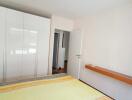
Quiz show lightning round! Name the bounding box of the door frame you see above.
[48,26,83,77]
[48,16,74,75]
[48,28,72,75]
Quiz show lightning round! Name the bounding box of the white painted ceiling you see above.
[0,0,131,19]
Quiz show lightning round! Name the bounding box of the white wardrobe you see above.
[0,6,50,83]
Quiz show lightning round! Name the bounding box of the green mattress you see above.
[0,76,112,100]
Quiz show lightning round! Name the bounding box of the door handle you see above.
[76,54,81,59]
[76,54,81,57]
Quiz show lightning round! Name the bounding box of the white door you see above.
[6,9,23,82]
[0,7,6,83]
[37,17,50,77]
[22,13,50,78]
[67,29,82,79]
[22,13,38,79]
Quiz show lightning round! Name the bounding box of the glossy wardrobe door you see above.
[37,17,50,77]
[22,13,38,79]
[0,7,6,83]
[6,9,23,82]
[23,13,50,78]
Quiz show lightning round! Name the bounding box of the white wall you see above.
[48,15,74,74]
[81,5,132,76]
[52,15,73,31]
[74,4,132,100]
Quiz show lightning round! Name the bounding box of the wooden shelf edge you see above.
[85,64,132,85]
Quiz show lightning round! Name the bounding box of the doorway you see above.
[52,29,70,74]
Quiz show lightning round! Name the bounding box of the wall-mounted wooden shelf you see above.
[85,64,132,85]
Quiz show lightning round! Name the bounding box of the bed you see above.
[0,75,113,100]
